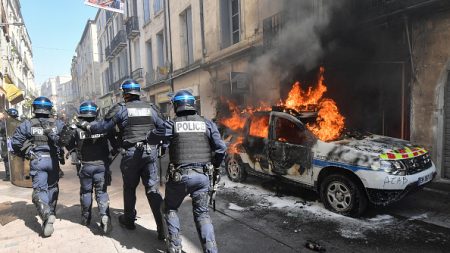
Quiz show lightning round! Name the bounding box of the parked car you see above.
[225,107,437,217]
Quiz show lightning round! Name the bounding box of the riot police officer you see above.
[7,108,19,119]
[60,101,118,234]
[78,79,165,239]
[1,108,19,181]
[11,97,65,237]
[147,90,227,253]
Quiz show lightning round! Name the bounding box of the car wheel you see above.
[225,155,247,182]
[320,174,368,217]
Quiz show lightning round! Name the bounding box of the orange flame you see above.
[220,67,345,153]
[219,100,246,132]
[249,115,269,138]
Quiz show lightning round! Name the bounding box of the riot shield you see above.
[5,117,31,188]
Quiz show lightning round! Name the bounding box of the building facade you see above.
[0,0,36,118]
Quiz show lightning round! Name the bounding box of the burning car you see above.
[220,68,436,217]
[225,107,436,217]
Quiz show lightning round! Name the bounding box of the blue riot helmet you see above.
[171,90,196,114]
[32,96,53,115]
[121,79,141,96]
[6,108,18,118]
[78,101,98,118]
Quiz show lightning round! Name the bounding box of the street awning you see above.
[3,74,24,105]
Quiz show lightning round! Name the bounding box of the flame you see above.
[249,115,269,138]
[308,99,345,141]
[219,67,345,153]
[219,100,246,132]
[281,67,327,111]
[228,136,244,154]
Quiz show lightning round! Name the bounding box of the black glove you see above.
[105,170,112,186]
[77,121,91,131]
[110,148,119,156]
[43,127,54,136]
[213,168,221,184]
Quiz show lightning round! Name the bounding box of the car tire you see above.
[320,174,368,217]
[225,154,247,182]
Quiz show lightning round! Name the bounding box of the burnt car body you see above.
[225,108,437,217]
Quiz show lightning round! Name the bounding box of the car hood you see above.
[330,134,427,160]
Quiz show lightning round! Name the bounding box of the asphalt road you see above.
[1,155,450,253]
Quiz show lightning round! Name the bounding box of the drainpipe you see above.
[199,0,206,57]
[166,0,174,92]
[127,4,133,78]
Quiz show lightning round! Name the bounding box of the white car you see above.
[225,108,437,217]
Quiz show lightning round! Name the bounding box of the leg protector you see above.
[161,203,182,252]
[48,184,59,215]
[32,189,51,221]
[192,192,217,253]
[146,186,163,231]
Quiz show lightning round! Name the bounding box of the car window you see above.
[249,114,269,138]
[275,117,307,145]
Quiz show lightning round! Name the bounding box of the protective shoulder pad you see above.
[30,118,39,124]
[105,103,123,120]
[150,103,164,118]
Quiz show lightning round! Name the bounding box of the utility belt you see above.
[124,142,154,152]
[167,162,214,182]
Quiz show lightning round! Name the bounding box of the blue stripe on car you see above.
[313,159,372,172]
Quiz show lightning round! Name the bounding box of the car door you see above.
[242,112,272,174]
[268,113,314,184]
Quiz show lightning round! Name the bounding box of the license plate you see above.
[418,173,433,186]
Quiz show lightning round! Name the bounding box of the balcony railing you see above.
[110,30,127,56]
[110,75,130,92]
[145,70,156,86]
[126,16,140,39]
[145,66,168,86]
[132,68,144,81]
[105,46,113,61]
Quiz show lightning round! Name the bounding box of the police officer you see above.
[11,97,65,237]
[78,79,165,239]
[60,101,118,234]
[1,108,19,181]
[147,90,227,253]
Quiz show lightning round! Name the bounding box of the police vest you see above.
[30,118,56,147]
[169,115,212,165]
[75,128,109,162]
[122,101,155,148]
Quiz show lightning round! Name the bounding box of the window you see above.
[153,0,163,14]
[274,117,307,146]
[144,0,151,24]
[220,0,240,48]
[156,31,165,67]
[180,7,193,66]
[249,115,269,138]
[146,40,154,81]
[134,40,141,68]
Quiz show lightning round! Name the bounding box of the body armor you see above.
[122,101,155,148]
[76,128,109,162]
[30,118,56,147]
[169,115,212,165]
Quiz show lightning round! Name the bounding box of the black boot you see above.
[118,214,136,230]
[81,216,91,226]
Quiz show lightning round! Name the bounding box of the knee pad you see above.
[192,192,209,212]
